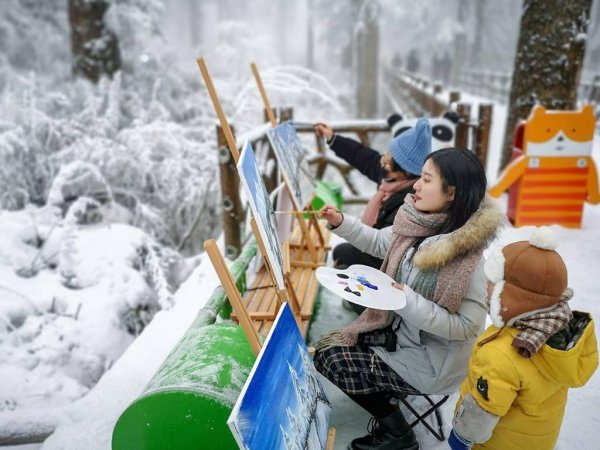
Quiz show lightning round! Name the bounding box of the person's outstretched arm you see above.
[314,123,386,182]
[320,206,392,259]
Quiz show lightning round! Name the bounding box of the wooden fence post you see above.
[588,74,600,104]
[431,84,445,116]
[475,103,493,168]
[455,103,471,149]
[279,107,294,123]
[217,124,243,260]
[263,108,279,193]
[449,91,461,104]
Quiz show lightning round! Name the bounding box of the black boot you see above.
[349,410,419,450]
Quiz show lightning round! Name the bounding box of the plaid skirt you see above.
[314,345,418,396]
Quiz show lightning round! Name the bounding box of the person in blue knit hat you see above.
[388,117,431,177]
[314,118,432,314]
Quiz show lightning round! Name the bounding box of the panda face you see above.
[432,124,454,143]
[390,116,457,151]
[393,126,411,137]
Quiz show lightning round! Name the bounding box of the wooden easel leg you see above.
[204,240,262,356]
[250,218,286,309]
[307,204,326,248]
[294,212,319,264]
[325,428,336,450]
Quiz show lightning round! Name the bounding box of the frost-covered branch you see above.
[0,408,64,445]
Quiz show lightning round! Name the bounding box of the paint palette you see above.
[316,264,406,310]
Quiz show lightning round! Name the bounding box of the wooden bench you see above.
[231,220,331,337]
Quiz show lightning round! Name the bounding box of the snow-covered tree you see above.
[68,0,121,82]
[500,0,593,170]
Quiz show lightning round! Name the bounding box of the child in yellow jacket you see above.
[448,227,598,450]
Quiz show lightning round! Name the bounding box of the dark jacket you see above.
[329,135,414,229]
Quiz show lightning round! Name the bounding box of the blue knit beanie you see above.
[388,117,431,176]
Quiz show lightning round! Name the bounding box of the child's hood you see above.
[528,313,598,387]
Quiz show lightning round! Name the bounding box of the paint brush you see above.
[274,210,323,215]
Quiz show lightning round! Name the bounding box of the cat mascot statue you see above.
[489,104,600,228]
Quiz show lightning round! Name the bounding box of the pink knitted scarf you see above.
[380,194,483,313]
[361,177,416,227]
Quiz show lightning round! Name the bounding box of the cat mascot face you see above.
[525,105,595,158]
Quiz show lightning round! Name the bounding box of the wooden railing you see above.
[385,69,493,169]
[453,69,600,109]
[217,110,395,259]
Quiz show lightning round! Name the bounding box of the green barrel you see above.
[112,323,255,450]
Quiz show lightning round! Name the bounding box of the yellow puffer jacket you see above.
[458,313,598,450]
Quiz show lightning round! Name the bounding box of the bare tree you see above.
[306,0,314,69]
[450,0,469,85]
[188,0,201,47]
[354,0,380,118]
[68,0,121,83]
[500,0,593,170]
[468,0,485,68]
[584,0,600,73]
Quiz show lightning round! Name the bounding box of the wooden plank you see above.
[235,312,278,320]
[289,243,332,251]
[228,221,330,339]
[290,260,324,269]
[300,248,325,318]
[283,240,302,322]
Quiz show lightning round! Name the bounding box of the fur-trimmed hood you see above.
[413,195,505,270]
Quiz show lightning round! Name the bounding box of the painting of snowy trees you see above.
[266,122,313,210]
[228,303,332,450]
[237,141,286,292]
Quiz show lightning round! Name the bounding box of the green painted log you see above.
[112,241,258,450]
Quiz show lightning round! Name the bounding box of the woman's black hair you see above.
[425,148,487,234]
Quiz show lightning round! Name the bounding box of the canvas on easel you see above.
[251,63,327,259]
[267,122,314,212]
[198,57,305,322]
[228,303,333,450]
[238,140,305,320]
[238,141,287,293]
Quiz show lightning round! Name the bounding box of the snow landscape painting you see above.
[267,122,313,210]
[237,141,286,292]
[228,303,332,450]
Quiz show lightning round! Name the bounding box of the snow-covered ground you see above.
[3,103,595,450]
[1,47,599,449]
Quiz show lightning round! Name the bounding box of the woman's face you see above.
[413,159,455,213]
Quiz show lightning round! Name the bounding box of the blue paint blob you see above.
[355,275,378,290]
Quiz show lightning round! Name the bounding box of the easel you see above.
[205,244,337,447]
[251,63,328,267]
[198,57,305,324]
[200,58,336,448]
